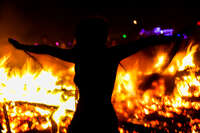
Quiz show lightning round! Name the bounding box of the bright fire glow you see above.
[1,39,200,133]
[0,51,78,133]
[112,42,200,132]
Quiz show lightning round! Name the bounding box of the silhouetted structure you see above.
[8,17,182,133]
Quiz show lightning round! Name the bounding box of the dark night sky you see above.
[0,0,199,43]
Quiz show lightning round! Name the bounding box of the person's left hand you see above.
[8,38,22,49]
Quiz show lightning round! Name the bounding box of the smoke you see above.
[0,1,30,65]
[0,1,32,43]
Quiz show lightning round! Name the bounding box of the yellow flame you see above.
[0,54,78,132]
[154,54,166,68]
[179,44,198,71]
[112,42,200,132]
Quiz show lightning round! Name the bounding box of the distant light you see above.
[140,27,175,37]
[139,29,145,36]
[153,27,161,34]
[163,29,174,33]
[197,21,200,26]
[122,34,127,39]
[164,33,173,36]
[34,43,39,46]
[177,34,181,37]
[183,34,188,39]
[133,20,137,25]
[55,42,59,46]
[163,29,174,36]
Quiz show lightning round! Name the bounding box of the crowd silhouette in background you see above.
[8,17,183,133]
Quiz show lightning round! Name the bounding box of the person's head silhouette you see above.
[75,17,109,49]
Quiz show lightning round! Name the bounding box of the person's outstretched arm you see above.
[110,35,183,62]
[8,38,78,63]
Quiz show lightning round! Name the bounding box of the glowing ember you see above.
[112,41,200,132]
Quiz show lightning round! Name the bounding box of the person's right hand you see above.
[8,38,23,49]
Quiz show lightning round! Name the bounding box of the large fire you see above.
[112,41,200,133]
[0,44,78,133]
[1,39,200,133]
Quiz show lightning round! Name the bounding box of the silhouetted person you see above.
[8,17,182,133]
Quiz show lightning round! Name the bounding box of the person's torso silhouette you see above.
[69,18,120,133]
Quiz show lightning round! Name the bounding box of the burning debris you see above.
[1,37,200,133]
[0,50,78,133]
[112,41,200,133]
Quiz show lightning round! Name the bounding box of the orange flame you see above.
[0,51,78,133]
[112,42,200,132]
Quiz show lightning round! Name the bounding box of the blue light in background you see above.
[153,27,161,34]
[139,29,145,36]
[183,34,188,39]
[139,27,176,37]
